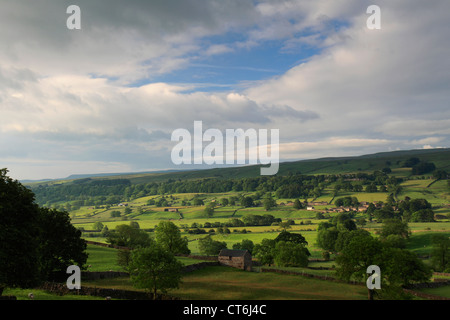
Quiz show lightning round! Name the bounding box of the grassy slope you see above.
[23,148,450,186]
[81,266,368,300]
[19,148,450,300]
[172,266,368,300]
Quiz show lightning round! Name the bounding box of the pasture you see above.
[80,265,369,300]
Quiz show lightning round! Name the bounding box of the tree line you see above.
[0,169,87,296]
[28,167,434,209]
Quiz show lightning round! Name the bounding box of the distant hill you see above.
[65,169,189,180]
[117,147,450,184]
[21,169,191,184]
[23,147,450,186]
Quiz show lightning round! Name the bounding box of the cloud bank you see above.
[0,0,448,179]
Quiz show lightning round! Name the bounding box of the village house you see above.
[307,201,329,206]
[218,249,252,271]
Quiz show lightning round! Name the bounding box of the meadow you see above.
[72,173,450,258]
[81,266,368,300]
[78,240,450,300]
[19,148,450,300]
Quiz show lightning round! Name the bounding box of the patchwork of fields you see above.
[15,149,450,300]
[58,174,449,300]
[72,178,449,258]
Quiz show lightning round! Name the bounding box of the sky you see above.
[1,0,449,180]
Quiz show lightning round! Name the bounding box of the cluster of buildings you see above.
[318,201,384,213]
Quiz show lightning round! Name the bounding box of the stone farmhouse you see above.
[218,249,252,271]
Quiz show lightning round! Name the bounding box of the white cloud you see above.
[245,1,450,145]
[0,0,263,84]
[279,137,395,160]
[410,137,445,146]
[1,0,449,180]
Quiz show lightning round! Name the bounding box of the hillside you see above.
[24,148,449,210]
[13,147,450,300]
[25,147,450,186]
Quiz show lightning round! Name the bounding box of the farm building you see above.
[218,249,252,271]
[164,208,179,212]
[308,201,328,206]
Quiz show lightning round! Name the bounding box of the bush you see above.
[273,241,309,267]
[410,209,435,222]
[110,210,121,218]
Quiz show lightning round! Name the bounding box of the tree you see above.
[411,161,436,175]
[107,224,152,248]
[241,196,254,208]
[433,170,448,180]
[107,224,153,271]
[0,169,88,295]
[385,194,396,207]
[193,198,204,206]
[228,196,237,206]
[378,219,410,239]
[335,196,359,208]
[0,169,41,294]
[275,230,308,246]
[334,229,372,253]
[382,234,407,249]
[317,226,340,253]
[110,210,121,218]
[253,239,276,266]
[117,248,133,271]
[232,239,254,254]
[335,232,383,283]
[373,206,395,221]
[410,209,435,222]
[335,233,431,299]
[273,241,309,267]
[220,198,229,206]
[408,198,432,212]
[204,204,214,218]
[430,234,450,272]
[378,246,431,291]
[263,194,276,211]
[198,235,227,256]
[129,221,140,229]
[37,208,88,281]
[154,221,190,255]
[93,221,104,231]
[128,245,183,299]
[278,221,292,231]
[382,167,392,174]
[293,198,303,209]
[403,157,420,167]
[332,213,357,232]
[365,183,378,193]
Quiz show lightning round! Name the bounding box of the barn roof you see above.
[219,249,250,257]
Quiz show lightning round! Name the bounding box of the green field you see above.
[163,266,368,300]
[80,266,368,300]
[417,286,450,299]
[2,288,109,300]
[14,148,450,300]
